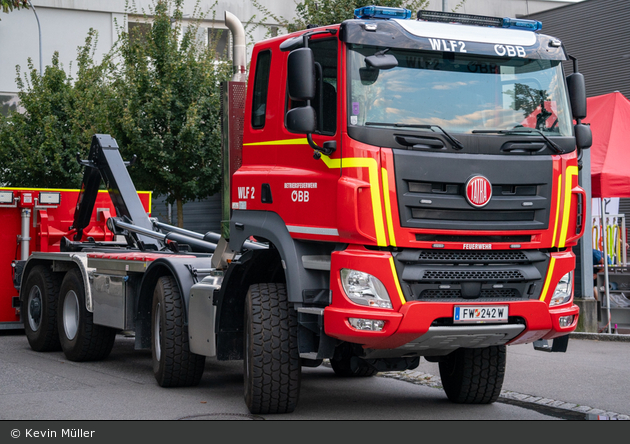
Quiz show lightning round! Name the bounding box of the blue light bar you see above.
[417,10,542,32]
[354,5,412,20]
[502,17,542,31]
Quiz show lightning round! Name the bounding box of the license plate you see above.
[454,305,508,324]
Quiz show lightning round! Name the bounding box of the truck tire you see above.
[438,345,506,404]
[244,283,300,414]
[152,275,205,387]
[330,343,378,377]
[57,268,116,362]
[23,265,62,352]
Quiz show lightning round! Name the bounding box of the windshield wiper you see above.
[472,127,563,154]
[365,122,464,150]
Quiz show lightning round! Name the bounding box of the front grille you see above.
[422,269,525,280]
[411,208,535,222]
[394,150,553,231]
[413,250,529,263]
[393,249,549,303]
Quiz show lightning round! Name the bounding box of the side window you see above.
[287,38,338,135]
[251,50,272,129]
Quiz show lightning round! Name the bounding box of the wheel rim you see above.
[27,285,43,332]
[154,302,162,362]
[63,290,80,341]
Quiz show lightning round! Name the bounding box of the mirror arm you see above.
[308,134,336,159]
[568,55,578,74]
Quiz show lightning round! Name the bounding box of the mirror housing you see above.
[287,48,316,101]
[365,53,398,70]
[574,122,592,150]
[286,106,317,134]
[566,73,587,120]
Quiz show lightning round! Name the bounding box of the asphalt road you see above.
[404,333,630,420]
[0,330,560,421]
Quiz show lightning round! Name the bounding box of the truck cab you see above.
[227,6,590,409]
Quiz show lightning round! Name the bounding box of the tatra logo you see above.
[465,175,492,208]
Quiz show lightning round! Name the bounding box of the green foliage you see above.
[108,0,231,226]
[252,0,466,35]
[0,29,113,188]
[1,0,29,19]
[288,0,430,32]
[0,0,230,228]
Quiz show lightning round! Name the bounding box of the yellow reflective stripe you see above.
[539,257,556,302]
[389,257,406,305]
[551,174,562,247]
[242,138,309,146]
[231,138,389,246]
[320,154,387,246]
[558,166,578,248]
[381,168,396,247]
[0,188,151,210]
[145,191,152,213]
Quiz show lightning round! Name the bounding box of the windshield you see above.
[347,45,572,136]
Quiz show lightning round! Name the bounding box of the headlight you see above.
[340,269,393,309]
[550,271,572,306]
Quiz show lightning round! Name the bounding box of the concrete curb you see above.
[570,331,630,342]
[378,370,630,420]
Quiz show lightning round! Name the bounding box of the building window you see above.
[251,50,272,129]
[209,28,229,60]
[128,21,151,45]
[0,93,21,117]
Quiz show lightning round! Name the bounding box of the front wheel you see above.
[244,283,300,414]
[151,275,205,387]
[57,269,116,361]
[438,345,506,404]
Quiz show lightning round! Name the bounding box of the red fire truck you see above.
[13,6,591,415]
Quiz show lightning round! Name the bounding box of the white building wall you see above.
[0,0,583,98]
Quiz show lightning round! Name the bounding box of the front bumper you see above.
[323,247,579,354]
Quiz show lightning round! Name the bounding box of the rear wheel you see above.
[244,283,300,414]
[439,345,506,404]
[330,342,378,377]
[57,269,116,362]
[152,275,205,387]
[23,265,62,352]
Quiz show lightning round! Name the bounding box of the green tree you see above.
[288,0,430,32]
[1,0,28,19]
[251,0,468,34]
[0,29,114,188]
[108,0,231,227]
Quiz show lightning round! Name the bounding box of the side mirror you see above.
[287,48,316,101]
[575,122,592,150]
[286,106,316,134]
[566,73,587,120]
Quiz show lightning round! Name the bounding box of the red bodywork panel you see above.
[0,188,151,325]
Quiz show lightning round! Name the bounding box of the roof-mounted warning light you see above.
[417,10,542,31]
[354,5,412,20]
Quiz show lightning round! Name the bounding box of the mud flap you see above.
[533,334,569,352]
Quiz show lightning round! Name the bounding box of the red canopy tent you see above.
[585,91,630,199]
[583,91,630,333]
